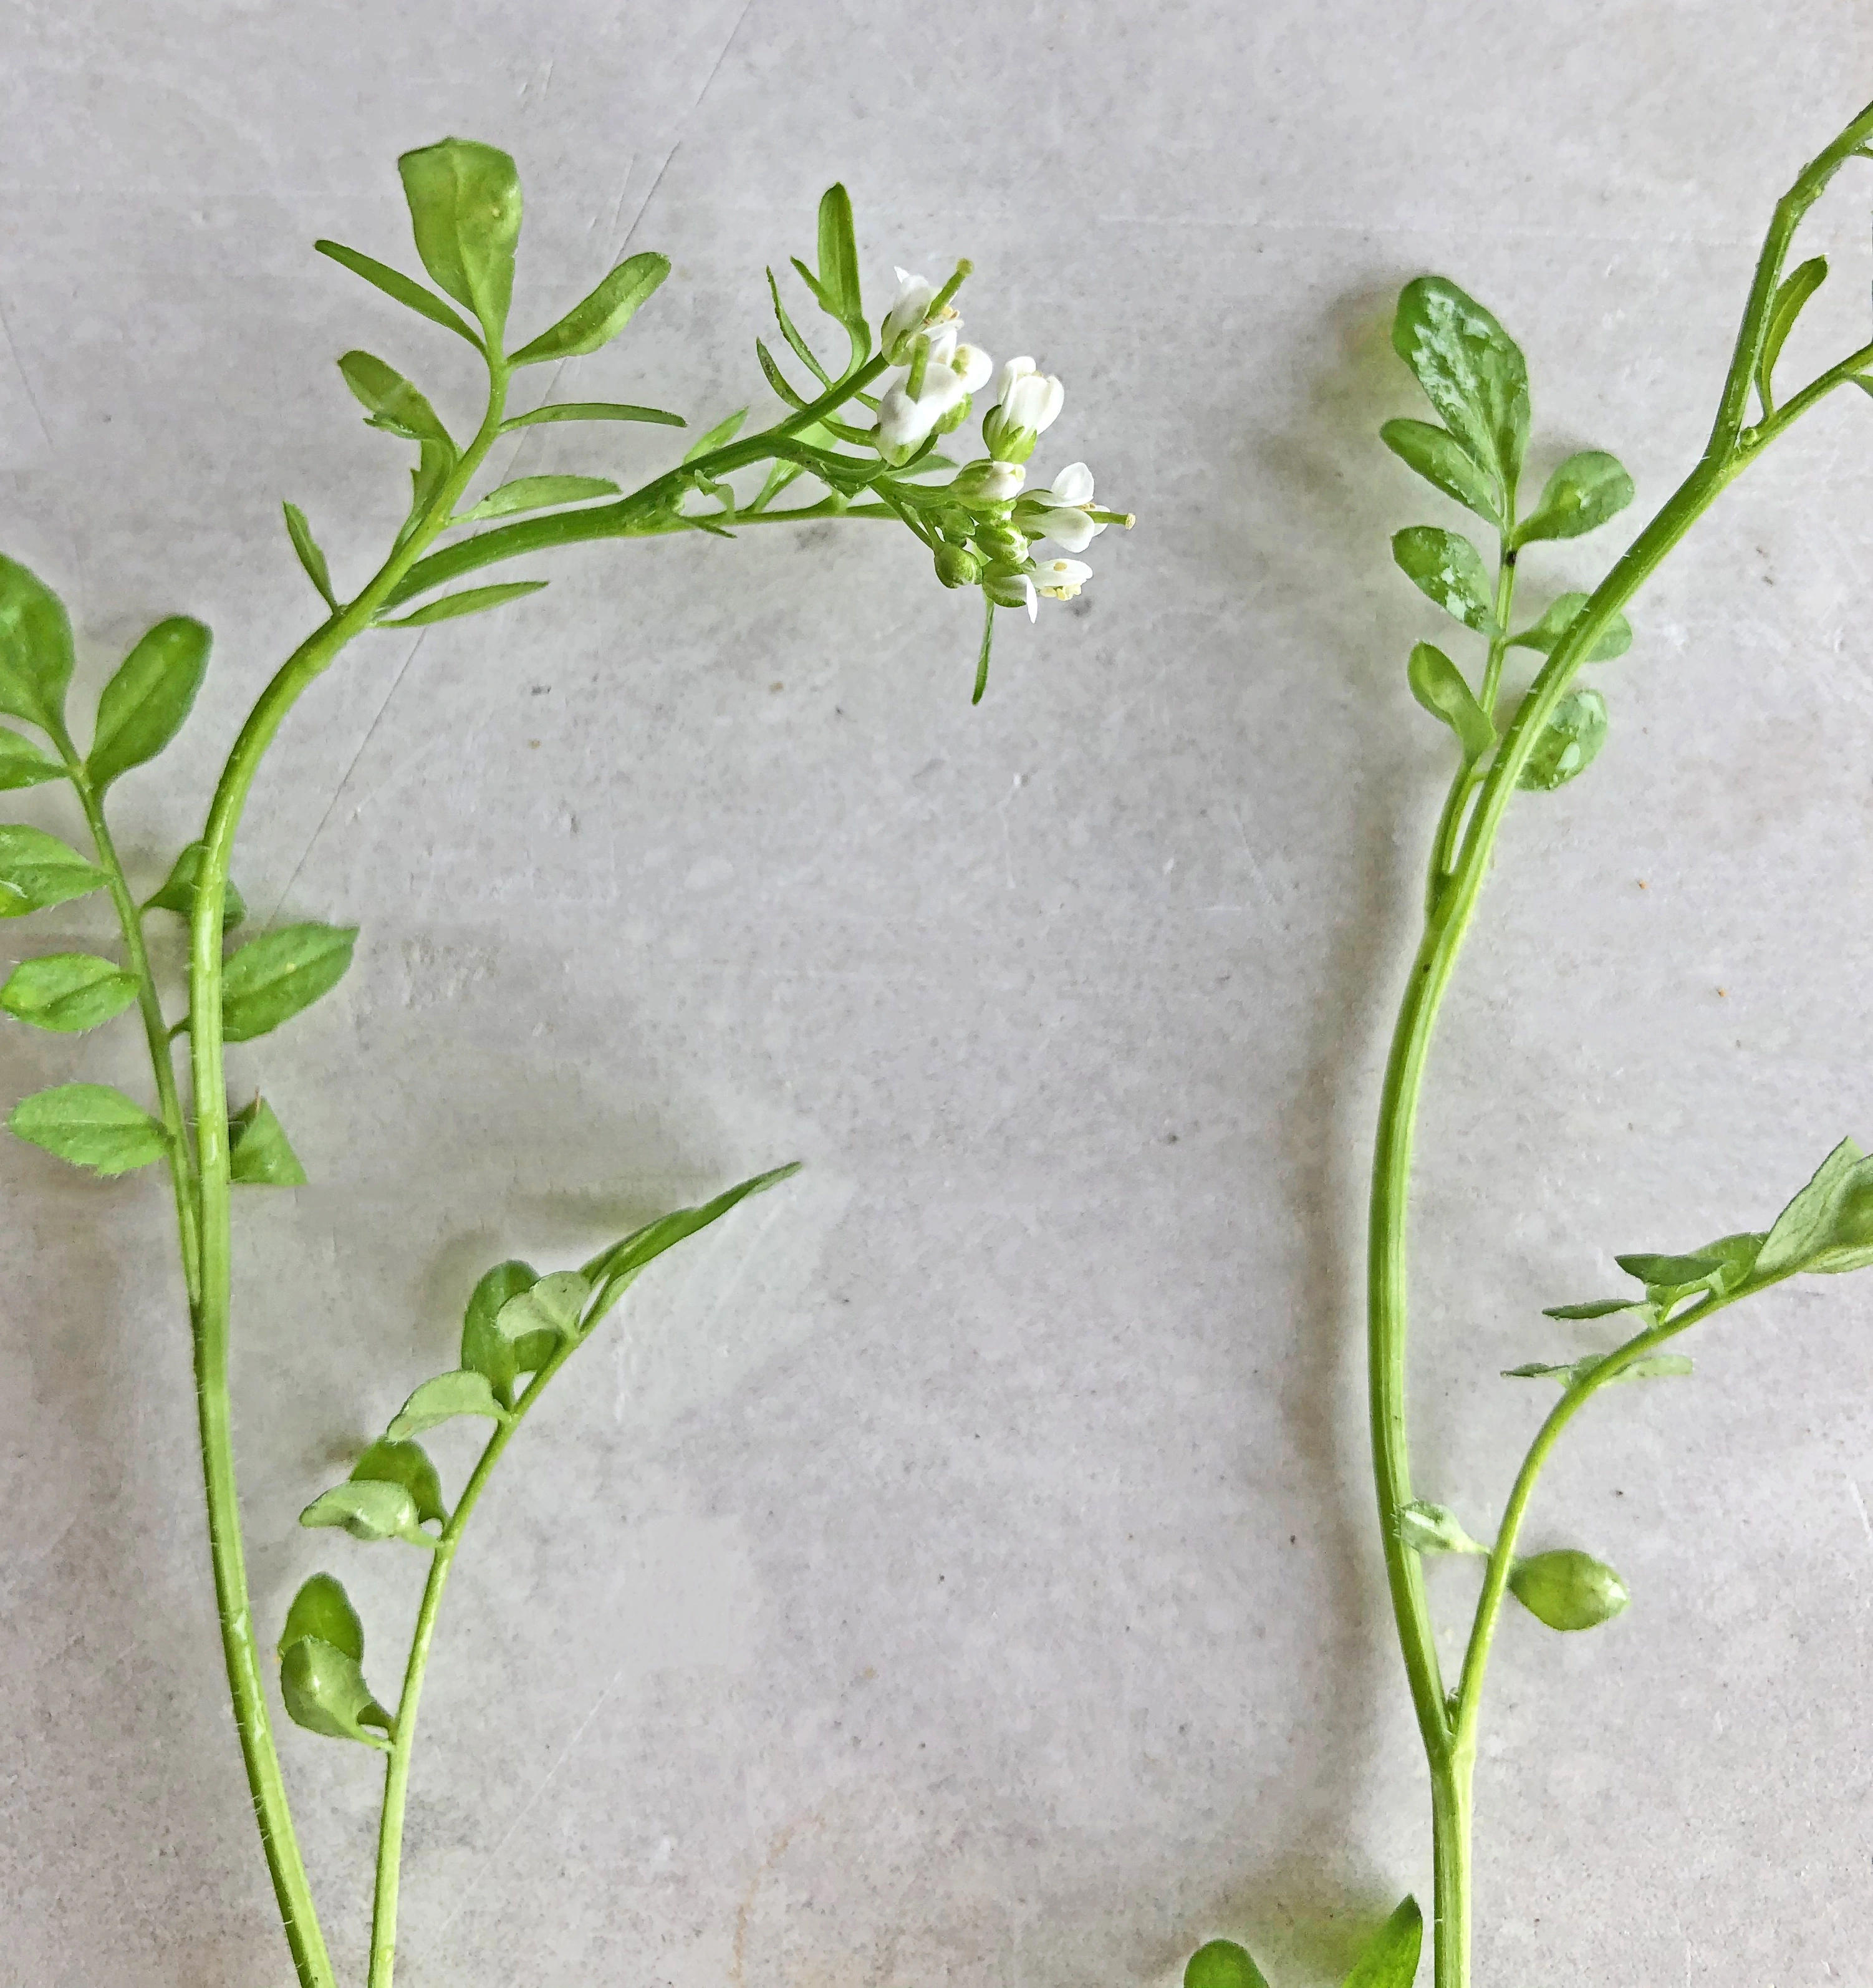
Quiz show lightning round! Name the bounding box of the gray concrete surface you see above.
[4,4,1873,1984]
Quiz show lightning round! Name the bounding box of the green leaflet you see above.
[280,1635,393,1749]
[337,350,454,448]
[350,1436,447,1527]
[1406,641,1493,761]
[768,268,833,388]
[499,400,686,432]
[1508,1548,1629,1631]
[0,953,138,1032]
[312,238,484,350]
[281,1571,363,1661]
[509,251,670,366]
[1541,1297,1645,1321]
[1339,1897,1423,1988]
[1183,1941,1271,1988]
[1755,1137,1873,1278]
[1517,688,1607,791]
[1515,450,1634,545]
[228,1097,307,1185]
[1757,254,1827,413]
[387,1368,508,1440]
[0,824,107,917]
[1502,1354,1693,1386]
[460,1259,546,1401]
[397,138,522,344]
[1392,276,1530,495]
[493,1270,588,1344]
[86,616,211,790]
[375,580,547,629]
[1506,592,1634,662]
[9,1082,167,1175]
[0,554,75,733]
[143,841,247,929]
[684,408,749,463]
[453,475,620,524]
[579,1161,802,1329]
[1379,417,1501,527]
[816,183,864,331]
[282,503,339,611]
[216,922,358,1043]
[299,1479,437,1548]
[1391,526,1494,632]
[1398,1500,1486,1555]
[0,726,64,791]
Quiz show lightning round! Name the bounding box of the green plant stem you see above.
[1367,97,1873,1988]
[367,1341,577,1988]
[48,734,203,1303]
[171,342,895,1988]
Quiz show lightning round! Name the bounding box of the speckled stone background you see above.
[5,4,1873,1986]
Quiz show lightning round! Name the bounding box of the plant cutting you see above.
[1183,92,1873,1988]
[0,137,1131,1987]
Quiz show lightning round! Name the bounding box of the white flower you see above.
[991,355,1037,406]
[882,268,936,353]
[1034,556,1092,601]
[951,343,993,392]
[1003,369,1064,436]
[923,319,958,369]
[1021,460,1105,554]
[874,362,968,453]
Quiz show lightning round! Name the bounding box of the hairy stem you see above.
[1368,95,1873,1988]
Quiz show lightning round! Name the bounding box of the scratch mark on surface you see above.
[0,292,54,456]
[1847,1474,1873,1555]
[431,1663,628,1938]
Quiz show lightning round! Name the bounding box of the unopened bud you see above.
[1508,1548,1629,1631]
[1399,1501,1485,1556]
[949,460,1026,509]
[981,561,1036,614]
[934,542,981,589]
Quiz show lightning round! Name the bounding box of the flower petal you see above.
[1050,461,1094,507]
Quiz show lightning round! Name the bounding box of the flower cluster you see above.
[867,268,1132,652]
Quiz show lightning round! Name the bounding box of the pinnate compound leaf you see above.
[0,554,75,732]
[1184,1941,1270,1988]
[454,475,619,524]
[1379,418,1501,526]
[143,842,246,929]
[350,1437,446,1527]
[282,504,339,612]
[1758,254,1827,412]
[86,617,211,789]
[1516,450,1634,545]
[376,581,547,629]
[1755,1137,1873,1278]
[337,351,453,448]
[9,1082,166,1175]
[509,251,670,366]
[501,400,686,432]
[281,1571,364,1662]
[228,1097,307,1185]
[1517,688,1607,792]
[0,953,138,1032]
[312,238,483,349]
[1340,1895,1423,1988]
[280,1635,393,1747]
[0,825,107,918]
[1391,526,1494,632]
[300,1478,436,1546]
[1399,1500,1485,1555]
[0,726,64,790]
[1508,1548,1629,1631]
[461,1259,542,1397]
[397,138,522,342]
[387,1368,508,1440]
[1406,641,1493,760]
[684,408,749,463]
[218,923,357,1043]
[1392,276,1529,492]
[580,1162,802,1327]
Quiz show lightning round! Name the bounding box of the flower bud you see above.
[1398,1500,1485,1556]
[1508,1548,1629,1631]
[933,541,981,589]
[975,521,1029,562]
[949,460,1026,509]
[981,561,1038,619]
